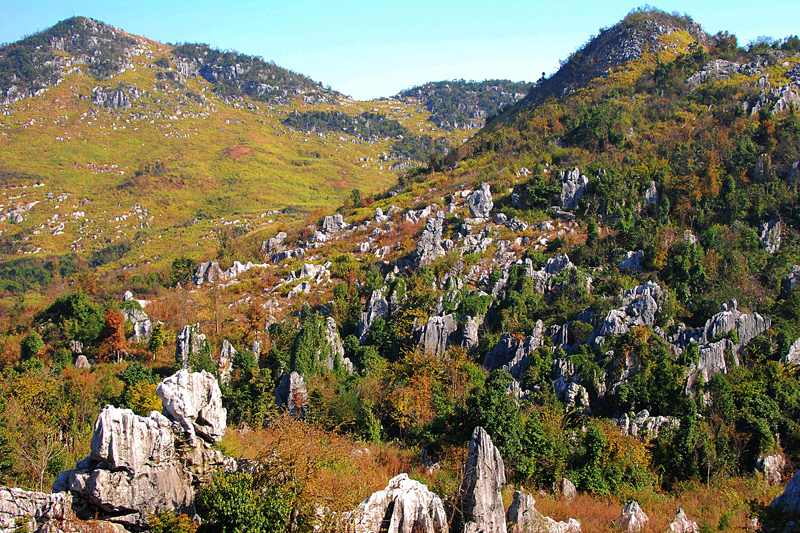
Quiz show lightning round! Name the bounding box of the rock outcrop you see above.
[459,427,507,533]
[771,469,800,515]
[359,290,389,342]
[782,265,800,299]
[49,370,230,529]
[417,314,459,357]
[614,501,649,533]
[559,168,588,211]
[156,370,227,443]
[413,211,447,267]
[175,324,207,369]
[218,340,236,384]
[275,371,307,417]
[321,214,350,234]
[756,453,786,486]
[666,508,699,533]
[469,183,494,219]
[0,488,74,532]
[121,306,152,343]
[760,218,782,254]
[352,473,447,533]
[506,491,581,533]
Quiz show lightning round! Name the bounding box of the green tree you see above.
[19,332,44,362]
[197,471,289,533]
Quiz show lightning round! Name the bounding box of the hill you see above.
[3,8,800,533]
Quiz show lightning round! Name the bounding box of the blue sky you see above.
[1,1,798,100]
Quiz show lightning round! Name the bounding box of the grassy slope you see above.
[0,32,460,273]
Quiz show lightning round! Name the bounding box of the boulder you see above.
[756,453,786,486]
[321,214,349,234]
[614,501,649,533]
[413,211,447,267]
[175,324,206,369]
[271,248,305,264]
[324,317,352,372]
[289,281,312,298]
[122,307,152,343]
[261,231,287,256]
[760,218,781,254]
[359,290,389,342]
[218,340,236,385]
[782,265,800,299]
[771,469,800,514]
[782,337,800,365]
[75,355,91,369]
[192,261,225,286]
[0,488,74,532]
[462,315,482,352]
[666,508,699,533]
[617,251,644,273]
[374,207,389,224]
[352,473,447,533]
[644,181,658,205]
[90,407,174,472]
[469,183,494,219]
[559,168,588,211]
[459,427,507,533]
[417,314,459,357]
[275,372,307,418]
[506,491,581,533]
[156,370,226,443]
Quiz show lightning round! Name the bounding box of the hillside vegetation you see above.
[3,7,800,533]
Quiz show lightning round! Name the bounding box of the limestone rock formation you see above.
[175,324,207,369]
[783,265,800,299]
[617,250,644,273]
[506,491,581,533]
[417,314,459,357]
[324,317,352,372]
[156,370,227,443]
[191,261,225,286]
[352,473,447,533]
[469,183,494,219]
[760,218,782,254]
[666,508,699,533]
[782,337,800,365]
[218,340,236,385]
[644,180,658,205]
[261,231,287,256]
[559,168,588,211]
[700,299,771,349]
[483,325,545,384]
[614,501,649,533]
[359,289,389,342]
[771,469,800,514]
[413,211,447,267]
[459,427,507,533]
[90,407,174,472]
[121,306,152,343]
[321,214,350,234]
[0,488,74,532]
[756,453,786,486]
[275,372,307,417]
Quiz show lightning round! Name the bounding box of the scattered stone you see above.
[288,281,312,298]
[352,473,447,533]
[614,500,649,533]
[469,183,494,219]
[261,231,287,256]
[271,248,305,264]
[459,427,507,533]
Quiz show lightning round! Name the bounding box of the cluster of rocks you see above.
[120,291,152,343]
[0,370,231,531]
[92,85,144,109]
[192,259,268,286]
